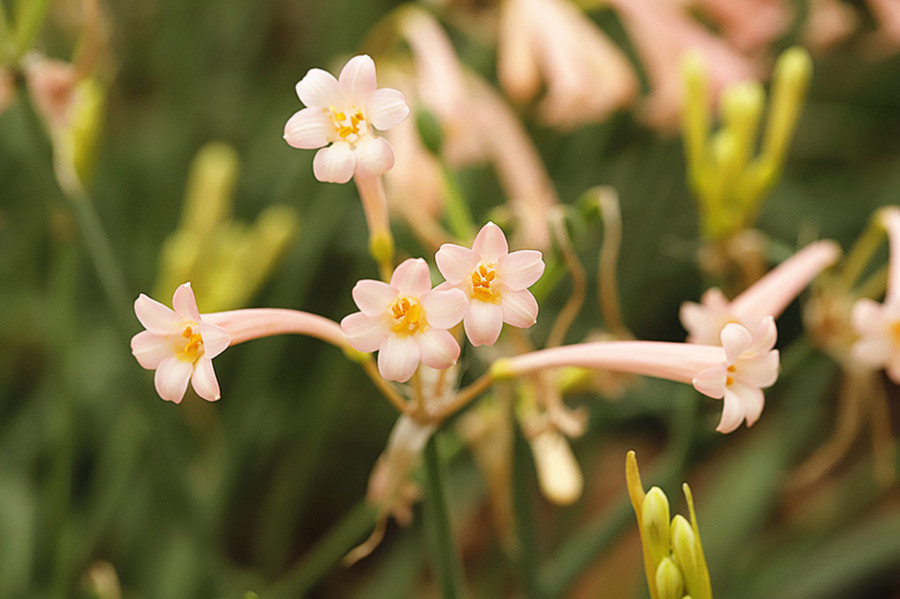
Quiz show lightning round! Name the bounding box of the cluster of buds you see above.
[626,452,712,599]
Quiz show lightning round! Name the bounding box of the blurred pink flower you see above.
[681,240,841,345]
[341,259,468,382]
[687,0,793,52]
[868,0,900,46]
[436,222,545,346]
[851,207,900,382]
[494,318,780,433]
[130,283,231,403]
[284,55,410,183]
[606,0,761,128]
[804,0,858,51]
[496,0,638,129]
[23,54,79,131]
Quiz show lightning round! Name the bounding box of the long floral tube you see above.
[493,318,780,433]
[203,308,350,350]
[492,341,723,384]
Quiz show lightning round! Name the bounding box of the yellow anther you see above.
[470,263,501,303]
[891,321,900,346]
[726,376,734,386]
[389,296,428,336]
[175,324,205,363]
[727,365,736,373]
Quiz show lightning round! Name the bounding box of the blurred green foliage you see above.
[1,1,900,598]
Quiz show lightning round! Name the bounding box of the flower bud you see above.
[641,487,671,566]
[655,557,685,599]
[529,429,583,505]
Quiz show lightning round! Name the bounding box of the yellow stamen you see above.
[726,376,734,386]
[328,106,366,140]
[174,324,205,363]
[389,296,428,337]
[470,263,502,303]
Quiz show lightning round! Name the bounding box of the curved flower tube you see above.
[131,283,352,403]
[681,239,841,345]
[436,222,545,346]
[493,317,780,433]
[283,54,410,183]
[341,258,468,382]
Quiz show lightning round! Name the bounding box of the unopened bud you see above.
[182,141,239,235]
[655,557,685,599]
[641,487,671,566]
[530,430,583,505]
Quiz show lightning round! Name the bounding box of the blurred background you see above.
[1,0,900,597]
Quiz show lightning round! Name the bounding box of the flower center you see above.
[389,296,428,337]
[726,364,736,386]
[328,106,367,143]
[470,263,501,303]
[174,324,205,363]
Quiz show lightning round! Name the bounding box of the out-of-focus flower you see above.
[529,428,583,505]
[804,0,858,51]
[341,258,468,382]
[436,222,544,346]
[626,451,712,599]
[606,0,761,128]
[284,54,410,183]
[867,0,900,47]
[851,207,900,382]
[496,0,638,129]
[687,0,793,52]
[130,283,231,403]
[23,54,79,131]
[681,239,841,345]
[389,7,560,250]
[493,318,780,433]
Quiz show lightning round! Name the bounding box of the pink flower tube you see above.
[681,240,841,345]
[493,318,780,433]
[131,282,350,403]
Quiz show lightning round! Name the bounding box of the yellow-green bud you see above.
[490,358,516,381]
[369,232,395,269]
[182,141,239,235]
[655,557,685,599]
[641,487,671,566]
[671,514,706,597]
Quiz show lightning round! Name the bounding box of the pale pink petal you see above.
[721,323,754,364]
[472,222,510,262]
[284,107,331,149]
[134,294,180,334]
[501,289,539,328]
[378,334,421,382]
[737,350,780,388]
[172,283,202,322]
[295,68,340,107]
[498,250,545,289]
[700,287,731,310]
[341,312,388,353]
[748,316,778,354]
[416,329,460,370]
[716,388,747,433]
[464,301,504,347]
[679,301,719,344]
[852,337,892,368]
[339,55,377,102]
[352,279,398,317]
[353,136,395,179]
[366,88,410,130]
[131,331,173,369]
[435,244,479,285]
[730,382,765,427]
[851,298,889,336]
[692,364,726,399]
[390,258,432,297]
[196,322,231,358]
[420,288,467,329]
[154,357,193,403]
[313,142,356,184]
[191,358,221,401]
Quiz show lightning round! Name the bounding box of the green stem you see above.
[423,434,467,599]
[512,427,546,599]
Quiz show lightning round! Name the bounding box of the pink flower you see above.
[341,259,468,382]
[692,318,780,433]
[435,222,545,346]
[680,240,841,345]
[130,283,231,403]
[492,317,780,433]
[851,207,900,382]
[283,55,410,183]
